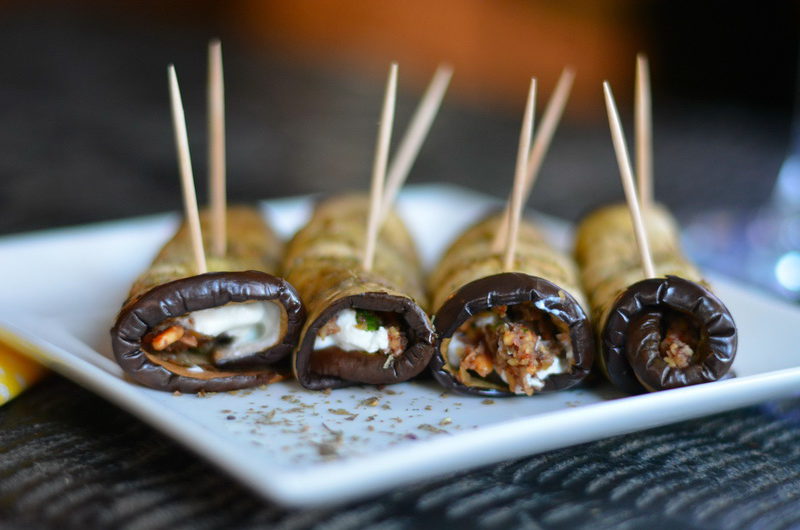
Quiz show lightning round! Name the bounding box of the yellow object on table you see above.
[0,341,48,406]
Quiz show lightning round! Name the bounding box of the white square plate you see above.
[1,184,799,507]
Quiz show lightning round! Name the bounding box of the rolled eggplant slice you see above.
[575,204,737,393]
[113,271,304,392]
[111,206,305,393]
[429,213,594,397]
[604,276,737,394]
[431,273,594,397]
[284,194,435,389]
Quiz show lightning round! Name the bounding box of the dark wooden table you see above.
[2,5,799,529]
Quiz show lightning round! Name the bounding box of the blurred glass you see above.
[685,51,800,303]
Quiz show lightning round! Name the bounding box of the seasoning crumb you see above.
[366,416,376,422]
[439,392,448,399]
[316,443,339,457]
[384,389,397,395]
[418,424,448,434]
[323,388,332,395]
[172,390,182,397]
[328,408,353,416]
[391,417,403,423]
[315,423,344,457]
[367,425,375,432]
[453,402,463,406]
[381,404,391,410]
[404,433,418,440]
[197,390,207,398]
[481,399,495,405]
[226,415,236,420]
[439,417,453,426]
[322,423,342,435]
[360,397,380,407]
[424,405,432,411]
[345,415,358,421]
[263,409,277,421]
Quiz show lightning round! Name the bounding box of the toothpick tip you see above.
[438,63,454,74]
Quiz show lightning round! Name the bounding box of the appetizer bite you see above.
[112,44,304,393]
[283,64,450,389]
[284,194,434,389]
[575,57,736,394]
[429,72,595,397]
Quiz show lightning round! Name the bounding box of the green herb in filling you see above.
[355,309,381,331]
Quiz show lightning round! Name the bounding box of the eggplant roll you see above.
[283,194,435,390]
[429,213,594,397]
[111,206,304,393]
[574,204,737,394]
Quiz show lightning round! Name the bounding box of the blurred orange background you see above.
[234,0,639,118]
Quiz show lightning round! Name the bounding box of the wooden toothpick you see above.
[603,81,655,278]
[380,64,453,219]
[503,78,536,271]
[493,67,574,252]
[635,53,653,211]
[363,63,398,272]
[168,65,207,275]
[208,39,226,258]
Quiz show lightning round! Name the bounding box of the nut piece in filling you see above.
[313,309,407,369]
[445,303,574,395]
[658,311,700,369]
[143,300,284,371]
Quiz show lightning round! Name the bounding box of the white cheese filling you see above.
[180,301,281,360]
[447,334,467,367]
[314,309,388,354]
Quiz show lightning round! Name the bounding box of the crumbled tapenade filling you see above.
[452,303,573,395]
[659,314,699,369]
